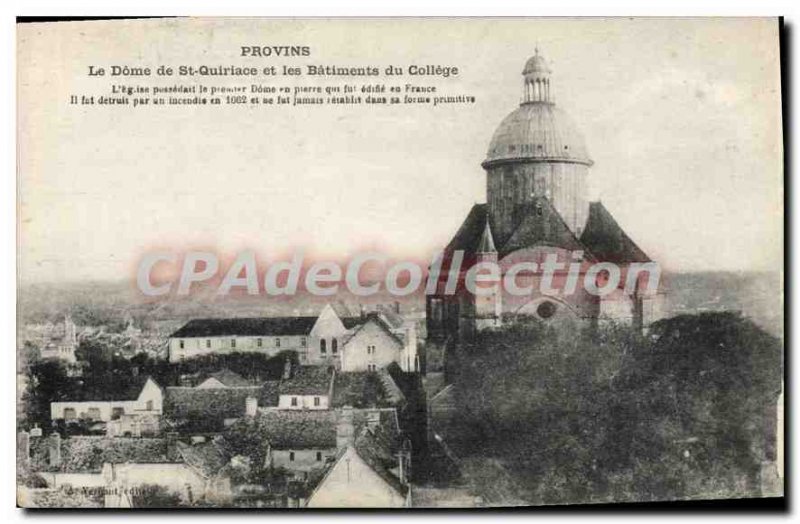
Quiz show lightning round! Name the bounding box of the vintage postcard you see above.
[16,17,784,508]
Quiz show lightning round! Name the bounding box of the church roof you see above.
[444,199,648,264]
[580,202,651,264]
[444,204,492,255]
[484,103,592,167]
[500,197,590,257]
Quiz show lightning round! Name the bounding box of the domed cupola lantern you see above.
[522,48,553,104]
[483,50,593,242]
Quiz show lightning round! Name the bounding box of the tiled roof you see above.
[59,376,159,402]
[170,317,318,338]
[30,436,178,473]
[164,385,270,420]
[278,366,333,396]
[332,371,392,408]
[580,201,651,264]
[353,426,407,496]
[176,440,229,478]
[249,410,338,449]
[206,369,252,387]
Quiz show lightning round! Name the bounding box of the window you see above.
[314,396,320,407]
[301,337,307,347]
[87,407,101,420]
[367,345,375,355]
[316,451,323,461]
[291,397,298,407]
[206,339,211,349]
[64,408,76,420]
[320,339,326,354]
[331,338,338,354]
[289,451,295,461]
[275,338,281,348]
[146,400,153,411]
[179,339,185,349]
[368,364,376,372]
[111,407,124,420]
[231,338,236,349]
[257,338,263,348]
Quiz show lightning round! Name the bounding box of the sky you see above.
[17,18,783,283]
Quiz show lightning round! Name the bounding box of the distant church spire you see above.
[521,49,552,104]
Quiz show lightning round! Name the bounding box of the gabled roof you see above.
[170,317,318,338]
[580,201,651,264]
[345,313,405,348]
[250,409,338,448]
[307,426,407,504]
[55,376,159,403]
[204,369,252,388]
[165,385,267,419]
[500,197,588,257]
[352,426,407,496]
[278,366,333,396]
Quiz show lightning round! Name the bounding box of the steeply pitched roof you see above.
[251,410,338,448]
[345,313,405,348]
[499,197,588,257]
[444,204,492,255]
[205,369,252,388]
[352,426,407,496]
[165,385,267,419]
[278,366,333,396]
[580,201,651,264]
[170,317,318,338]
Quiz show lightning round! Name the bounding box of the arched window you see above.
[331,338,338,354]
[320,339,327,354]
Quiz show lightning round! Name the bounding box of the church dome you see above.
[483,51,592,168]
[483,103,592,167]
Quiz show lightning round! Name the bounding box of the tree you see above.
[450,312,782,504]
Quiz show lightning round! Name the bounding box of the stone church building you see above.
[426,51,662,361]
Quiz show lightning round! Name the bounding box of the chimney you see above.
[48,432,61,467]
[336,407,355,449]
[283,357,293,380]
[245,396,258,417]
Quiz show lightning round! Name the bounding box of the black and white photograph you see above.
[13,15,785,510]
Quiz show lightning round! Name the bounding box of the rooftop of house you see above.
[203,369,252,388]
[278,366,333,396]
[332,371,393,408]
[53,376,159,403]
[30,436,180,473]
[170,315,365,339]
[164,382,276,420]
[247,409,338,449]
[176,440,230,479]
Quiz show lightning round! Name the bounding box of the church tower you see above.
[483,50,593,242]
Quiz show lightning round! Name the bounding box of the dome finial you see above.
[522,48,552,104]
